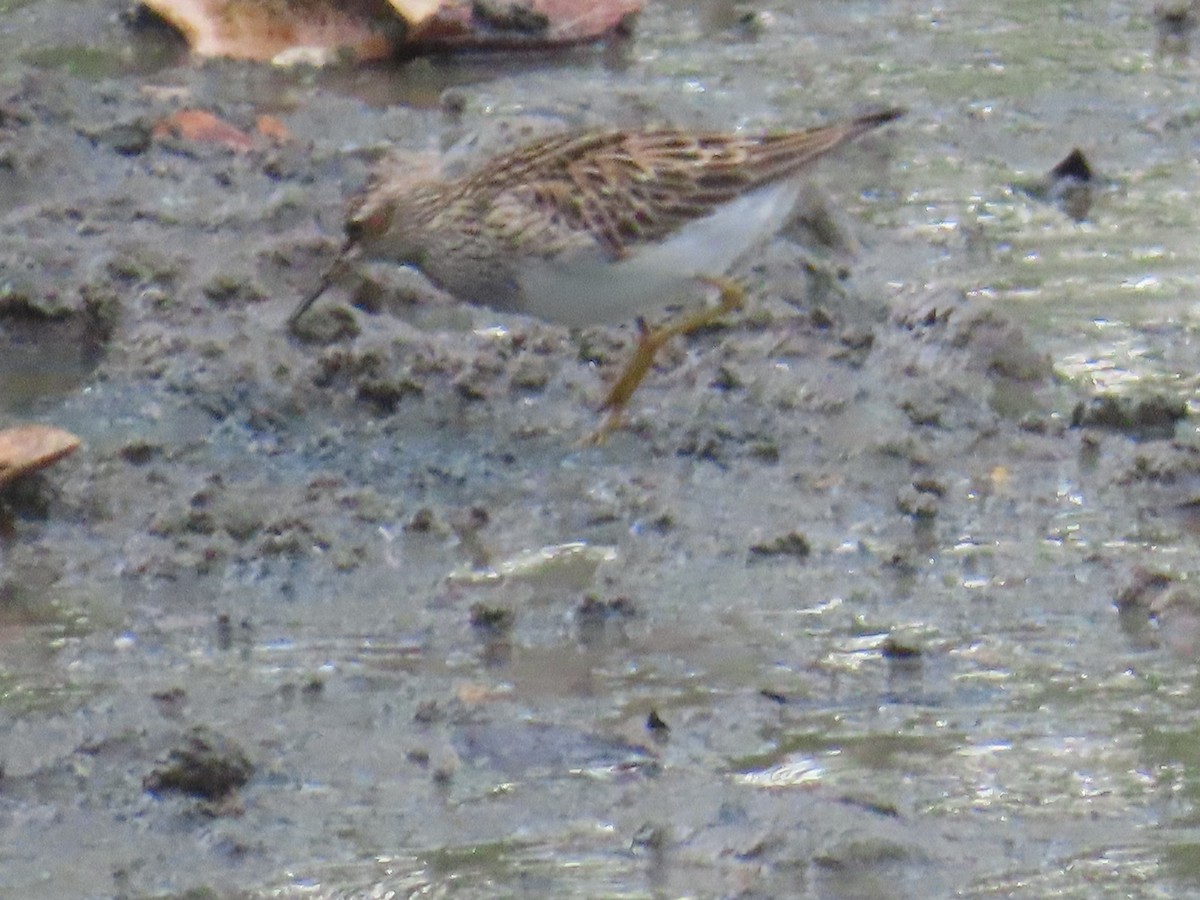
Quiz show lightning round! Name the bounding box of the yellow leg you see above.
[585,276,746,444]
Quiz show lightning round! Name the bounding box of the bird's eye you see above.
[346,207,390,245]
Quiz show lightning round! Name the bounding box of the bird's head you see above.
[343,153,445,263]
[288,154,443,327]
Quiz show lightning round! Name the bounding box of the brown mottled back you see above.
[465,108,903,262]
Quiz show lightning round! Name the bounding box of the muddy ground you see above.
[5,1,1200,898]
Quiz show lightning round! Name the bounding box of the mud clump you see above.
[143,726,253,802]
[1072,393,1187,438]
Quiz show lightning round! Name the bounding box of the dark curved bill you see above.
[287,239,358,328]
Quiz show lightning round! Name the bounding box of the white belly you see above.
[515,180,805,327]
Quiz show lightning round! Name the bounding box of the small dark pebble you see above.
[1156,1,1198,43]
[897,485,938,519]
[880,636,922,659]
[405,507,437,533]
[414,700,443,724]
[472,0,551,33]
[469,602,515,633]
[151,687,187,719]
[119,440,162,465]
[710,365,742,392]
[441,88,468,116]
[631,823,668,852]
[837,794,902,818]
[749,531,811,560]
[202,274,267,307]
[356,377,422,413]
[151,686,187,703]
[748,440,780,463]
[839,327,874,351]
[736,9,771,36]
[576,594,637,621]
[1115,567,1176,611]
[1018,413,1048,434]
[646,709,670,737]
[810,306,836,329]
[901,398,942,427]
[291,306,360,344]
[509,356,551,392]
[642,513,675,533]
[1071,393,1187,436]
[607,596,637,617]
[1016,148,1096,221]
[83,119,152,156]
[143,727,253,802]
[1048,147,1092,183]
[911,478,946,497]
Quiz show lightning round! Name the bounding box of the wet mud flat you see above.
[5,1,1200,898]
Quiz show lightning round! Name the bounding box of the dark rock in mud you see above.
[897,483,939,519]
[748,530,811,560]
[645,709,669,741]
[1072,393,1187,437]
[901,396,943,427]
[143,726,253,801]
[469,601,515,633]
[1120,440,1200,488]
[202,273,268,307]
[1015,147,1096,221]
[1114,567,1176,612]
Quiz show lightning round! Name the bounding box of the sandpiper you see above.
[292,108,903,437]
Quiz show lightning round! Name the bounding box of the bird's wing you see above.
[475,111,901,262]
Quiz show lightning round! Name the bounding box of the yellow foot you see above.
[591,276,746,439]
[580,406,626,447]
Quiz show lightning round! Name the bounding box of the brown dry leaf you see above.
[385,0,442,25]
[454,681,512,706]
[0,425,81,486]
[408,0,642,48]
[254,114,291,143]
[138,0,639,61]
[139,0,399,63]
[152,109,255,151]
